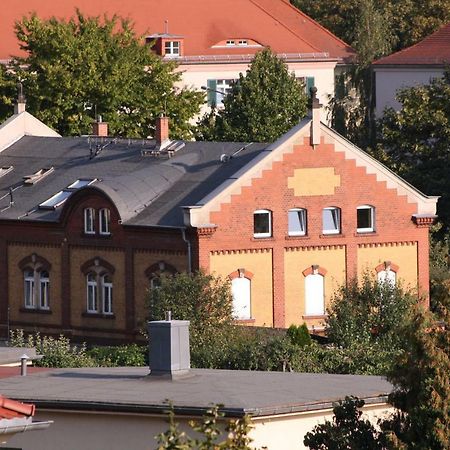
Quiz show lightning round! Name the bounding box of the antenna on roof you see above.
[164,20,169,34]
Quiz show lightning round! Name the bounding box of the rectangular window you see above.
[231,277,251,319]
[322,207,341,234]
[305,274,325,316]
[39,271,50,309]
[288,208,307,236]
[296,76,315,96]
[164,41,180,57]
[103,281,113,314]
[206,79,235,107]
[87,275,98,312]
[24,271,35,308]
[84,208,95,234]
[357,206,375,232]
[99,209,111,235]
[254,209,272,238]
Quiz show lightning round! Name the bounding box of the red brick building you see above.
[0,96,438,341]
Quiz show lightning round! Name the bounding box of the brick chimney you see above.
[147,314,191,379]
[310,87,322,147]
[155,115,170,146]
[92,115,108,137]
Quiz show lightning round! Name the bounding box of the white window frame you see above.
[253,209,272,238]
[24,269,35,309]
[357,205,375,233]
[231,277,251,320]
[377,268,396,286]
[84,208,95,235]
[87,273,98,313]
[164,41,180,57]
[39,270,50,310]
[322,207,341,235]
[102,275,113,315]
[99,208,111,235]
[305,273,325,316]
[288,208,307,236]
[215,79,234,107]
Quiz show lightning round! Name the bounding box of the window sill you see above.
[251,237,274,242]
[354,231,378,237]
[302,314,327,320]
[20,307,52,315]
[319,233,344,238]
[83,233,112,238]
[285,235,309,240]
[82,312,116,319]
[234,318,255,324]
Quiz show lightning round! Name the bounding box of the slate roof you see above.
[0,136,268,227]
[374,23,450,66]
[0,0,354,62]
[0,366,392,417]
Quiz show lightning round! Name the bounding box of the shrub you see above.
[287,323,312,347]
[87,344,146,367]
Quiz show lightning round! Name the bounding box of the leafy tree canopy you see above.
[7,11,203,138]
[197,48,308,143]
[376,72,450,231]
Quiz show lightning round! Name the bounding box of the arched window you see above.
[288,208,307,236]
[19,254,51,311]
[84,208,95,234]
[322,207,341,234]
[253,209,272,238]
[229,268,253,320]
[302,265,327,316]
[81,258,115,315]
[376,261,398,286]
[145,261,178,290]
[99,208,111,235]
[357,205,375,232]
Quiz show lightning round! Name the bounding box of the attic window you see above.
[39,178,97,210]
[23,167,54,185]
[238,40,248,46]
[164,41,180,57]
[0,166,13,178]
[226,40,235,46]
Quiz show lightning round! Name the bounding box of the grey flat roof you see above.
[0,367,392,417]
[0,136,268,227]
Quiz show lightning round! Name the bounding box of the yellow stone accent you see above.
[288,168,340,196]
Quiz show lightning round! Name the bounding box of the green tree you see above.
[0,65,17,122]
[325,276,416,375]
[9,11,203,138]
[207,48,308,142]
[376,72,450,231]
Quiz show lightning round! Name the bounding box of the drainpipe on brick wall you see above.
[181,228,192,274]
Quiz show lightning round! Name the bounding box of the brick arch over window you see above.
[302,265,327,277]
[375,261,399,274]
[144,261,178,279]
[228,268,254,281]
[81,257,115,276]
[18,253,52,272]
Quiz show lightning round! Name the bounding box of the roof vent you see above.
[23,167,54,185]
[0,166,14,178]
[142,140,185,158]
[147,316,191,379]
[220,154,230,163]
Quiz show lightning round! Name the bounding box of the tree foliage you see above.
[376,72,450,231]
[8,11,203,138]
[198,48,308,143]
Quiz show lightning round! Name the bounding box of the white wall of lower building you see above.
[374,67,444,117]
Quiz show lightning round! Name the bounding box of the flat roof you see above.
[0,366,392,417]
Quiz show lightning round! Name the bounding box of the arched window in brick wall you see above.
[229,269,254,320]
[145,261,178,290]
[81,258,115,315]
[302,265,327,316]
[375,261,399,286]
[19,254,52,311]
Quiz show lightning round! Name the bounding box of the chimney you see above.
[14,82,26,115]
[155,115,170,147]
[92,115,108,137]
[310,87,322,147]
[147,315,191,379]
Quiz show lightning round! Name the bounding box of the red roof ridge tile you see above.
[0,395,35,417]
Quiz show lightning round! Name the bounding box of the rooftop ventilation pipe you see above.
[147,312,191,379]
[310,87,322,147]
[14,82,26,115]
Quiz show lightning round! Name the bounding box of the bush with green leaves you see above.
[287,323,312,347]
[87,344,146,367]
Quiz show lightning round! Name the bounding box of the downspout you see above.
[181,228,192,274]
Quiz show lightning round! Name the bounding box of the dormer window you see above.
[164,41,180,57]
[226,40,235,46]
[212,38,262,49]
[238,40,248,46]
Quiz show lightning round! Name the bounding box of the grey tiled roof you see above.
[0,367,392,417]
[0,136,268,227]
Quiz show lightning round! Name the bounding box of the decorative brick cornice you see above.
[285,244,345,252]
[412,214,436,228]
[196,226,217,237]
[358,241,416,248]
[211,248,271,256]
[134,249,186,256]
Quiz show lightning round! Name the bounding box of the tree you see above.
[325,276,416,375]
[9,11,203,138]
[376,72,450,231]
[0,65,17,122]
[203,48,308,142]
[303,397,387,450]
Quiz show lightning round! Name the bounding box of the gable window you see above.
[322,207,341,235]
[288,208,307,236]
[305,273,325,316]
[164,41,180,57]
[232,277,251,320]
[357,205,375,232]
[99,208,111,235]
[20,254,51,311]
[253,209,272,238]
[84,208,95,234]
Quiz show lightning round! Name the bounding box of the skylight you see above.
[23,167,54,185]
[39,179,97,210]
[0,166,13,178]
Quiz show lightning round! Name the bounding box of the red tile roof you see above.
[0,0,354,61]
[0,395,35,419]
[374,23,450,66]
